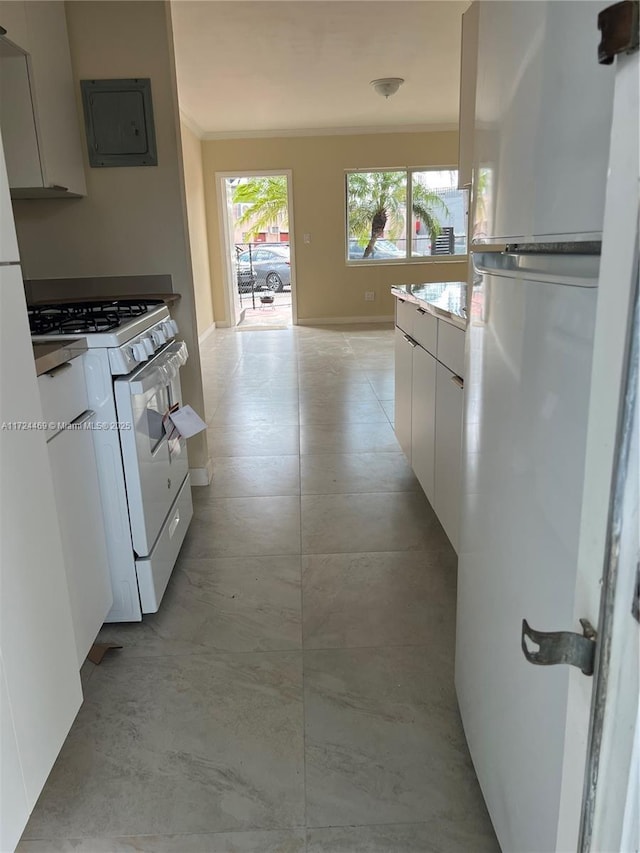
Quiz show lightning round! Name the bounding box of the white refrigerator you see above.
[0,129,82,849]
[455,2,616,852]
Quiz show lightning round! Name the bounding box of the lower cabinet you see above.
[434,362,465,551]
[47,415,113,667]
[394,328,414,460]
[411,344,437,503]
[0,269,82,852]
[394,311,465,553]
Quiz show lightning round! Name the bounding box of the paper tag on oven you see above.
[163,404,182,457]
[168,405,207,439]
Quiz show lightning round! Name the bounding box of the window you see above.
[345,168,468,263]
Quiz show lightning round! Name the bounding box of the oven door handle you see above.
[125,342,188,395]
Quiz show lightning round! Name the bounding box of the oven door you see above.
[114,342,190,557]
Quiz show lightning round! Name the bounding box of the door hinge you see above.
[521,618,597,676]
[598,0,639,65]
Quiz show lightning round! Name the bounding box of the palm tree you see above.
[231,176,288,238]
[347,171,449,258]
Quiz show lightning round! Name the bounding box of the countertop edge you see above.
[27,293,181,307]
[391,286,467,330]
[33,340,88,377]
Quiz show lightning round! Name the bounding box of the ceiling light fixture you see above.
[370,77,405,99]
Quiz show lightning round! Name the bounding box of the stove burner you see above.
[28,299,161,336]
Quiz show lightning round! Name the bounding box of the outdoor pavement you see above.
[239,291,292,328]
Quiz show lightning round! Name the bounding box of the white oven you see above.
[30,301,194,622]
[115,342,189,555]
[114,341,193,612]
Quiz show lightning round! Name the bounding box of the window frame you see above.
[344,166,468,266]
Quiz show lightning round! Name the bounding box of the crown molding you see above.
[200,122,458,141]
[179,110,205,139]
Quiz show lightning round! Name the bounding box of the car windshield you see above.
[349,239,403,258]
[238,248,289,263]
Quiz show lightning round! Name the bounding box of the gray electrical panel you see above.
[81,78,157,167]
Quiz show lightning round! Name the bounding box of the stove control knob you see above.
[142,335,155,355]
[132,342,149,362]
[167,319,178,336]
[160,321,175,339]
[151,328,167,346]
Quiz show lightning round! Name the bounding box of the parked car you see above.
[236,246,291,291]
[236,263,257,293]
[348,239,405,260]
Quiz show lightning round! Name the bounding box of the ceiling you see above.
[170,1,468,137]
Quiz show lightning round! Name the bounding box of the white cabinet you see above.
[395,297,415,338]
[0,653,30,853]
[394,327,414,461]
[411,344,437,503]
[394,295,466,552]
[41,358,113,666]
[0,265,82,850]
[437,321,465,380]
[434,362,464,552]
[0,0,86,197]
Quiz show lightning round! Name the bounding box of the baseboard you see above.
[189,459,213,487]
[198,323,216,344]
[214,320,230,328]
[297,315,394,326]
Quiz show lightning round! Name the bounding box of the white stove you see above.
[30,298,193,622]
[29,301,179,374]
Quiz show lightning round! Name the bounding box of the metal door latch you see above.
[521,618,597,676]
[597,0,639,65]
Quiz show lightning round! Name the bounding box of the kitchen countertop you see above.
[27,293,181,307]
[391,282,467,329]
[32,339,88,377]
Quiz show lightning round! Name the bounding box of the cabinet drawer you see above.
[413,308,438,355]
[437,321,465,378]
[136,475,193,614]
[395,298,414,336]
[38,356,87,439]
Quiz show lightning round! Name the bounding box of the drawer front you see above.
[413,308,438,355]
[38,356,87,439]
[437,321,465,378]
[395,298,414,337]
[135,474,193,614]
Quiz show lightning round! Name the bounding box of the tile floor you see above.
[18,325,498,853]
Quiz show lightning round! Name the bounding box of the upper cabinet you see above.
[457,2,479,192]
[0,0,86,198]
